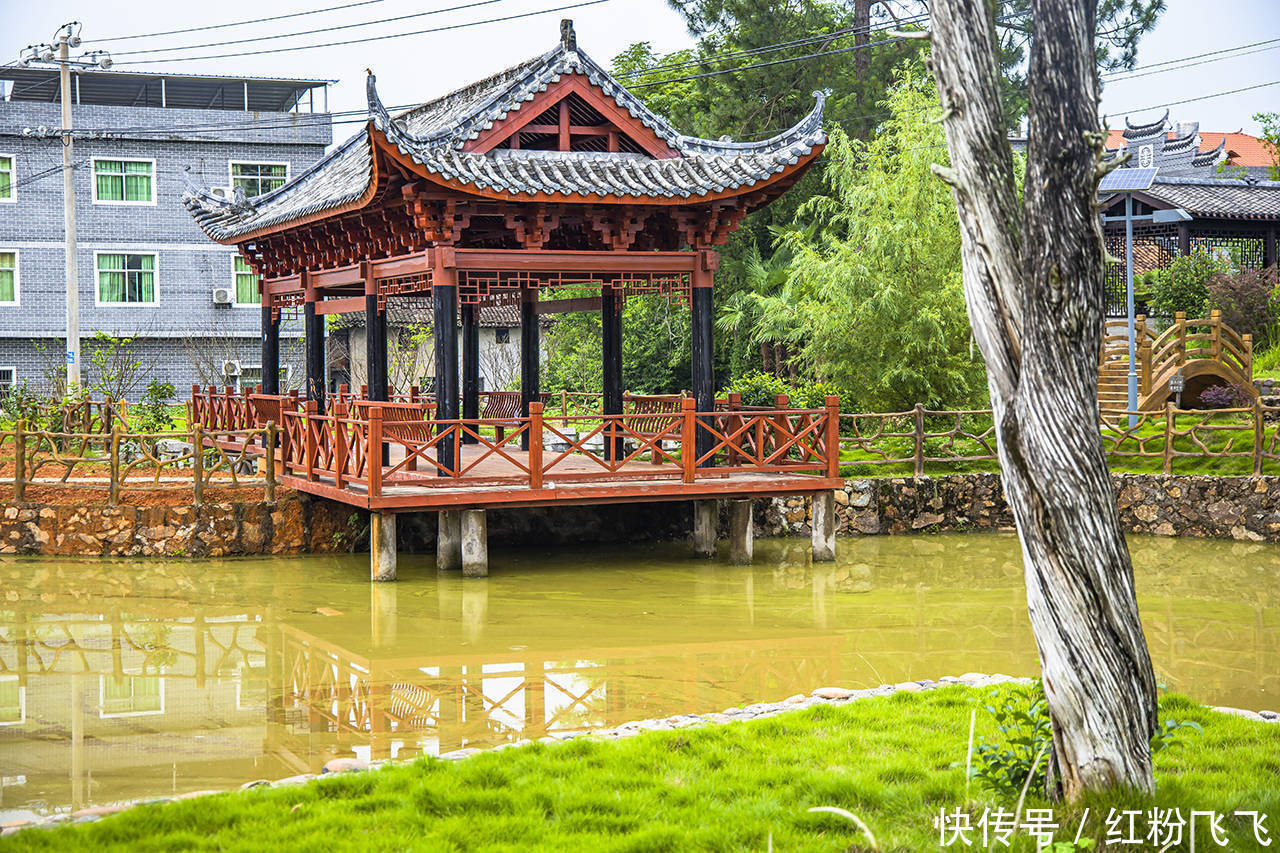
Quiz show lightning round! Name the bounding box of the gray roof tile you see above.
[184,26,826,243]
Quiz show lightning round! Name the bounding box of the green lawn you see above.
[9,688,1277,852]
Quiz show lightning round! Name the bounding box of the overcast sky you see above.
[2,0,1276,141]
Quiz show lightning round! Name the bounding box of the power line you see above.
[113,0,611,65]
[84,0,396,44]
[1102,41,1280,85]
[1101,35,1280,80]
[111,0,514,57]
[613,12,931,80]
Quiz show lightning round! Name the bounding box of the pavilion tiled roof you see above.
[183,22,827,244]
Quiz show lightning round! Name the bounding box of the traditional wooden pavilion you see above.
[183,21,834,578]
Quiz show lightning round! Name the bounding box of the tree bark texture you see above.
[927,0,1157,798]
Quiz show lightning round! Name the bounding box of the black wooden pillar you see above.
[691,252,717,465]
[365,302,388,401]
[1178,221,1191,257]
[461,303,479,444]
[303,272,325,412]
[1265,226,1277,270]
[520,286,540,450]
[260,301,280,395]
[601,283,623,460]
[433,258,459,475]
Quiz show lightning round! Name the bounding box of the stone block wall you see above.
[7,473,1280,559]
[0,493,358,557]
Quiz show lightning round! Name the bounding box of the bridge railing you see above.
[1099,312,1254,401]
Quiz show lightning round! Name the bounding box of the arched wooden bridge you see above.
[1099,310,1256,411]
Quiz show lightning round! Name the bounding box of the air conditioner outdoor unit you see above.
[212,287,233,304]
[221,359,242,377]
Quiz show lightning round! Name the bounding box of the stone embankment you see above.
[760,474,1280,544]
[0,493,359,557]
[2,672,1274,840]
[6,473,1280,557]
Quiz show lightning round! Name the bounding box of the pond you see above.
[0,533,1275,821]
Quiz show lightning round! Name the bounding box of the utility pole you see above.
[18,24,111,392]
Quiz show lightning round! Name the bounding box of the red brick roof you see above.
[1105,129,1274,167]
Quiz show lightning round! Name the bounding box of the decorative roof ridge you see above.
[183,125,371,215]
[676,90,829,156]
[1154,174,1280,189]
[1192,138,1226,167]
[1123,108,1170,138]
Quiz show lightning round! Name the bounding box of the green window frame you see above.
[230,162,288,197]
[94,159,153,203]
[234,256,261,304]
[0,252,16,304]
[0,155,13,201]
[101,675,163,716]
[97,253,156,304]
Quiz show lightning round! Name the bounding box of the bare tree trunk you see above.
[927,0,1157,799]
[762,341,773,375]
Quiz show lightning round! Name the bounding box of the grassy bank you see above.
[8,688,1278,852]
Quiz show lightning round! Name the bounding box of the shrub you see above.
[1198,383,1251,409]
[719,372,847,410]
[132,379,177,432]
[971,679,1199,798]
[1208,265,1279,347]
[0,379,44,426]
[1147,247,1234,319]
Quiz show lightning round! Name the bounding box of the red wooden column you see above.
[432,248,459,475]
[303,270,325,413]
[691,250,718,464]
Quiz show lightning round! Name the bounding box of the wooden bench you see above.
[623,393,684,463]
[479,391,552,442]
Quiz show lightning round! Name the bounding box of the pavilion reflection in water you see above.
[0,535,1276,818]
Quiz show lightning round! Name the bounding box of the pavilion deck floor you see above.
[281,443,841,511]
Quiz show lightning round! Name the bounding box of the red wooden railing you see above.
[190,387,839,498]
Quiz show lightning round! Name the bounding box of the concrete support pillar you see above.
[811,490,836,562]
[728,499,753,565]
[461,509,488,578]
[692,500,717,559]
[370,583,397,646]
[370,511,397,582]
[437,510,462,571]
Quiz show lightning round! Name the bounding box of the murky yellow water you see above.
[0,533,1275,819]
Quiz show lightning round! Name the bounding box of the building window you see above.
[234,256,261,304]
[494,327,510,344]
[230,162,288,197]
[239,365,290,389]
[0,676,22,725]
[0,155,13,202]
[97,253,157,305]
[100,675,164,717]
[0,251,16,304]
[0,368,14,395]
[93,158,154,204]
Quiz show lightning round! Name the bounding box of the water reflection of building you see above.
[0,536,1276,818]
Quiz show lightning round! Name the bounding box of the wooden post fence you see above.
[13,420,24,504]
[108,422,122,505]
[681,397,696,484]
[1163,403,1175,475]
[1254,398,1265,477]
[367,405,383,497]
[264,421,278,502]
[192,422,204,505]
[825,395,840,478]
[913,403,926,477]
[529,401,544,490]
[334,400,349,490]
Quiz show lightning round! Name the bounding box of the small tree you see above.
[1147,247,1234,319]
[1255,111,1279,181]
[1208,265,1279,348]
[85,330,150,401]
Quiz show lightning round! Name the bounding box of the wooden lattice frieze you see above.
[376,270,434,310]
[272,290,304,322]
[457,269,692,305]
